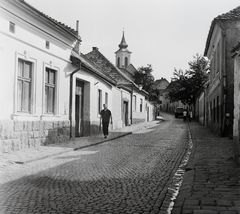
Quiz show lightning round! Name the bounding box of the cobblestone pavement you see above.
[172,121,240,214]
[0,114,189,214]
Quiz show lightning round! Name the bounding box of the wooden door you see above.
[75,80,84,137]
[123,101,128,126]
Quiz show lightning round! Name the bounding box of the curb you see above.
[74,132,132,151]
[15,132,133,164]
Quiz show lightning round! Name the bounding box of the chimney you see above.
[76,20,79,34]
[92,47,99,51]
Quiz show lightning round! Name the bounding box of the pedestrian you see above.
[189,110,193,122]
[183,109,187,122]
[100,104,112,139]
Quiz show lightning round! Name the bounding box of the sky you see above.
[26,0,240,82]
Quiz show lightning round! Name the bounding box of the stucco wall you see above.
[233,52,240,154]
[0,2,75,153]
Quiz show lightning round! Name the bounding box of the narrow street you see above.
[0,115,189,214]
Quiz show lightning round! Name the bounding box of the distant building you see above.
[153,78,169,112]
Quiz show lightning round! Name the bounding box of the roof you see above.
[71,51,116,85]
[84,47,148,95]
[204,6,240,55]
[17,0,81,41]
[115,32,132,54]
[85,47,137,86]
[231,41,240,57]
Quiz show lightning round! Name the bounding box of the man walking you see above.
[183,109,187,122]
[100,104,112,139]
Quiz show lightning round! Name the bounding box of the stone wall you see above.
[0,120,70,153]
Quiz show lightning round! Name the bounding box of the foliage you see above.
[134,64,155,92]
[167,54,209,105]
[133,64,161,104]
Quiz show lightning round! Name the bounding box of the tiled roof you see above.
[20,0,80,39]
[204,5,240,56]
[215,6,240,20]
[71,51,116,85]
[84,48,138,87]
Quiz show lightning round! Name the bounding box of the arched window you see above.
[117,57,120,67]
[125,57,128,67]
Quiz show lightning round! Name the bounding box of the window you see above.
[213,53,216,79]
[46,41,50,49]
[133,95,136,111]
[140,98,143,112]
[45,68,56,114]
[9,22,15,33]
[217,43,220,74]
[98,89,102,114]
[17,59,32,112]
[105,92,108,105]
[117,57,120,68]
[125,57,128,68]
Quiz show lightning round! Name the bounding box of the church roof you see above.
[115,31,132,53]
[119,32,128,49]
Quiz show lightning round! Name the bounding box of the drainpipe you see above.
[221,29,227,136]
[69,63,81,139]
[130,83,133,125]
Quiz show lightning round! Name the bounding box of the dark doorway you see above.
[75,80,84,137]
[123,101,129,126]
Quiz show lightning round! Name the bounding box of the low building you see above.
[0,0,81,152]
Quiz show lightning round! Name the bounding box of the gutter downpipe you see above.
[130,83,133,125]
[69,63,81,139]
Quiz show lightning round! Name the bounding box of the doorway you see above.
[123,101,129,126]
[75,80,84,137]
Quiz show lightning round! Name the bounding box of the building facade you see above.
[0,0,81,152]
[231,42,240,159]
[204,6,240,137]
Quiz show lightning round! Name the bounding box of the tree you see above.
[133,64,155,92]
[167,54,209,105]
[133,64,161,105]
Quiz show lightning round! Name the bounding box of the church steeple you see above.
[118,31,128,49]
[115,31,132,68]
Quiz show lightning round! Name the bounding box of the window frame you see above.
[17,58,33,113]
[9,22,15,33]
[140,98,143,112]
[133,95,136,111]
[44,67,57,114]
[105,92,108,106]
[98,89,102,114]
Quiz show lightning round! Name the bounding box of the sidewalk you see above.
[0,118,163,169]
[172,121,240,214]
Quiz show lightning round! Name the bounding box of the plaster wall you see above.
[0,2,76,152]
[233,53,240,153]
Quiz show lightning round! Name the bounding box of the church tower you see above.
[115,31,132,69]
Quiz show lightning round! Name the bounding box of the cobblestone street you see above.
[0,116,188,214]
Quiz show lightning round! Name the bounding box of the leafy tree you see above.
[133,64,161,105]
[134,64,155,92]
[167,54,209,105]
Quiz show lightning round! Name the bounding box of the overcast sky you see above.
[26,0,239,82]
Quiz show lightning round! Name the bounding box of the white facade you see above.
[0,1,77,152]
